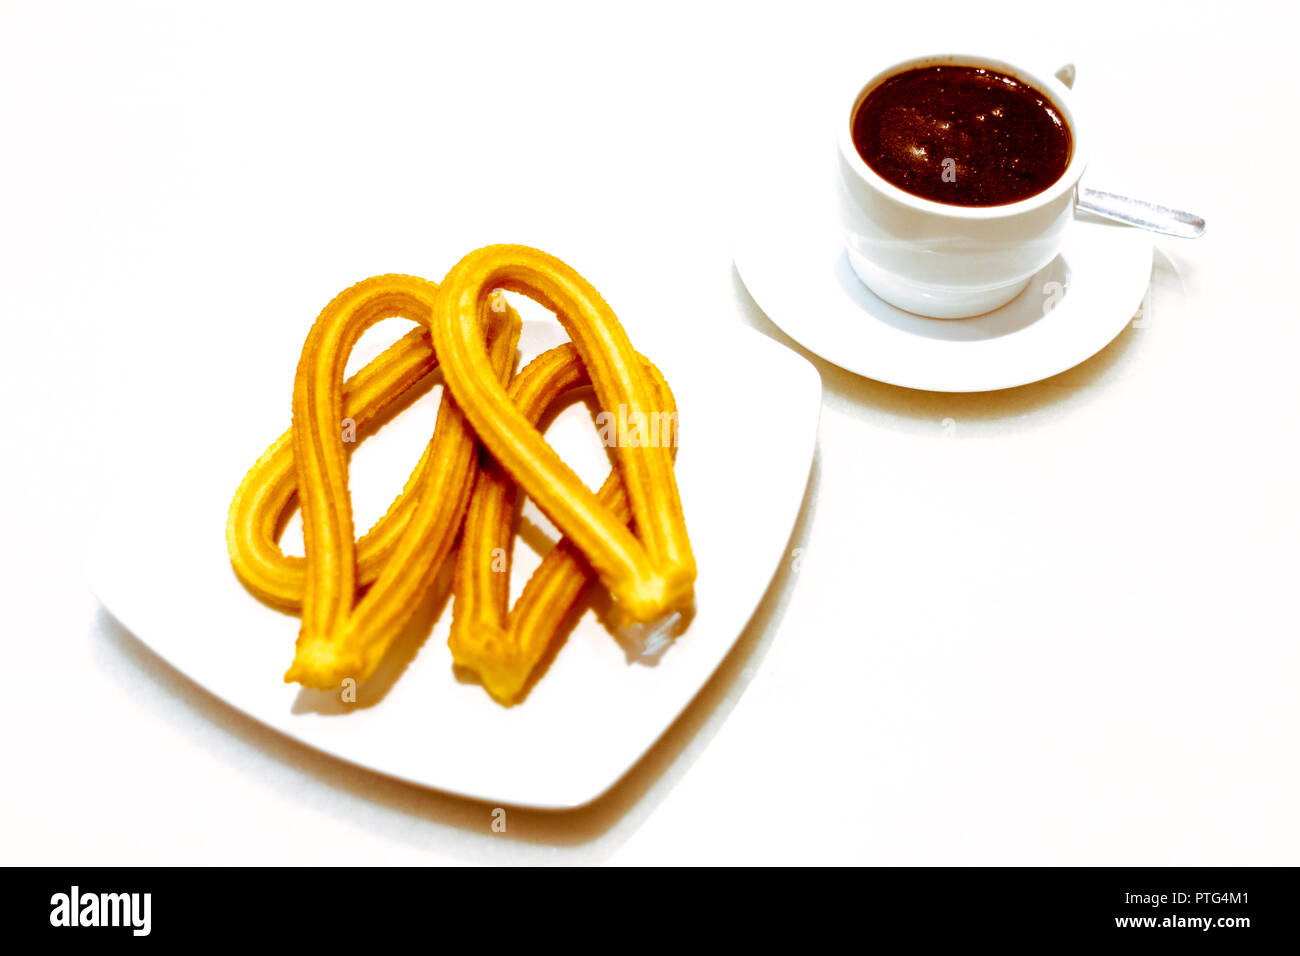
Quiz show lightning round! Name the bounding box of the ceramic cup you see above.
[836,54,1089,319]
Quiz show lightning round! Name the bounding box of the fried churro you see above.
[227,245,694,704]
[448,343,677,703]
[227,274,519,689]
[226,325,437,610]
[432,245,696,625]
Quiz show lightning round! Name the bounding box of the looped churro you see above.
[227,326,439,610]
[227,246,695,704]
[448,344,678,703]
[432,244,696,625]
[227,274,519,689]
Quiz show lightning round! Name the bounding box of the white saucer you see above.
[735,199,1152,393]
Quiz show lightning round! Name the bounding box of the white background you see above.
[2,0,1298,864]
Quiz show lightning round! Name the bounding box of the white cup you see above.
[836,53,1089,319]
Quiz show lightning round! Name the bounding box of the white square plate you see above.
[86,318,820,808]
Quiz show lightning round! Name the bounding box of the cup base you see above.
[846,252,1032,319]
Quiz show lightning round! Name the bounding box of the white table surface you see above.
[3,0,1297,865]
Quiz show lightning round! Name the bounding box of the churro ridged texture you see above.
[227,274,520,690]
[227,326,441,610]
[448,344,678,703]
[432,244,696,625]
[225,245,695,704]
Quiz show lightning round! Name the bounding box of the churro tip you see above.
[284,643,363,691]
[612,571,696,626]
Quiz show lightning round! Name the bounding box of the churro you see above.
[227,246,695,704]
[448,343,677,703]
[432,245,696,625]
[226,326,437,610]
[227,274,519,689]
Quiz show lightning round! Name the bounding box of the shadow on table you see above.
[97,453,822,854]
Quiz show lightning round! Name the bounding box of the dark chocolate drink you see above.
[851,65,1072,207]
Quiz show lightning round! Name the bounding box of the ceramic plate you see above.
[86,319,821,809]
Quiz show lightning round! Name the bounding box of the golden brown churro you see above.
[227,274,519,689]
[227,246,694,704]
[432,245,696,625]
[226,326,438,610]
[448,344,677,703]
